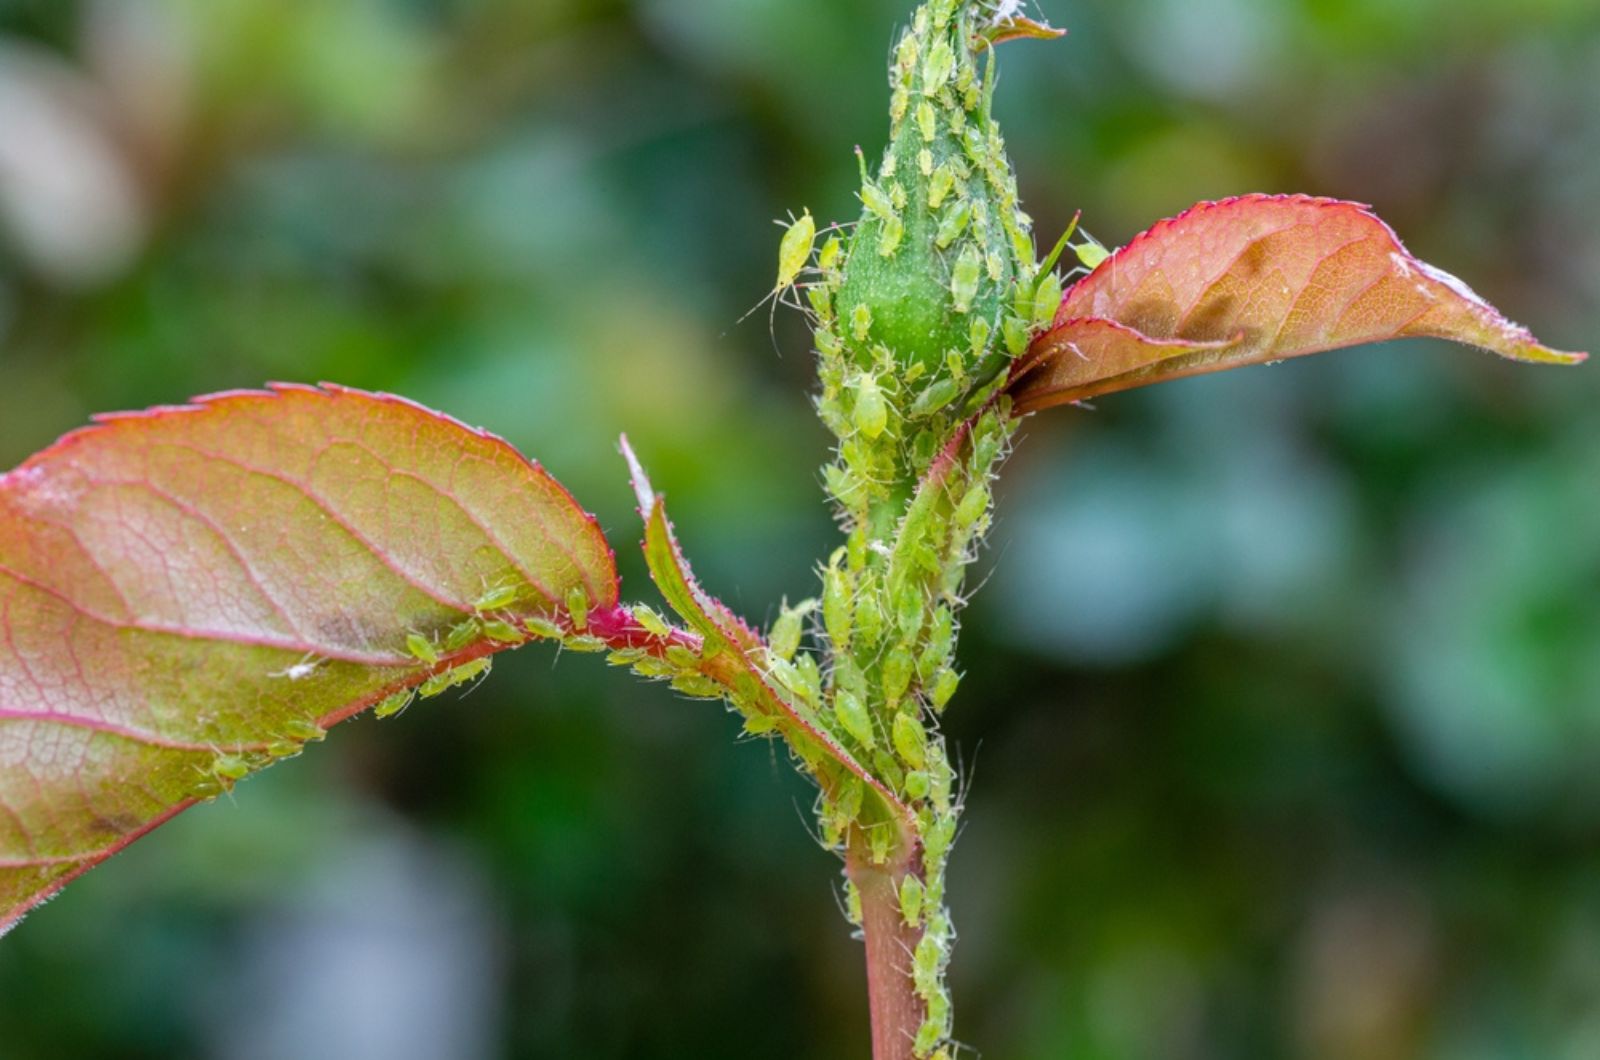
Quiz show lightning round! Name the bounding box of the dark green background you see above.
[0,1,1596,1057]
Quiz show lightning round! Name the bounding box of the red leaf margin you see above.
[1008,194,1587,413]
[0,383,623,934]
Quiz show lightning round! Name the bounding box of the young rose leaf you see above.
[1009,194,1587,413]
[618,436,913,826]
[0,384,618,934]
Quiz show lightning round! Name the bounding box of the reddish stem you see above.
[847,845,924,1060]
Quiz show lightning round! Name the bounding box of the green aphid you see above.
[833,689,875,749]
[929,667,960,712]
[824,463,860,509]
[859,179,897,225]
[817,235,844,274]
[869,824,892,866]
[832,654,867,702]
[776,209,817,292]
[917,100,939,143]
[564,585,590,632]
[967,311,991,356]
[954,482,990,529]
[918,148,935,176]
[665,644,701,669]
[480,619,523,644]
[882,645,915,706]
[606,648,646,668]
[1002,312,1032,356]
[853,578,884,648]
[816,325,844,358]
[899,874,926,928]
[913,928,944,984]
[1030,269,1064,329]
[929,758,953,813]
[834,775,865,824]
[944,349,968,387]
[630,655,677,679]
[851,304,874,343]
[405,632,439,667]
[520,615,560,640]
[920,607,954,680]
[853,375,889,439]
[846,525,869,572]
[632,605,672,638]
[927,164,956,211]
[562,634,607,653]
[474,582,522,612]
[910,378,960,419]
[895,27,919,70]
[921,37,955,96]
[923,813,957,862]
[444,618,480,652]
[283,718,326,743]
[266,741,302,759]
[448,657,492,689]
[893,710,929,770]
[844,879,864,927]
[794,653,824,709]
[823,557,854,653]
[373,690,414,720]
[950,244,982,314]
[913,1016,943,1055]
[769,598,816,662]
[934,200,971,250]
[743,712,781,736]
[671,672,724,699]
[418,671,453,698]
[1074,234,1110,270]
[895,581,924,640]
[212,754,251,783]
[904,769,931,801]
[873,749,905,793]
[878,214,906,258]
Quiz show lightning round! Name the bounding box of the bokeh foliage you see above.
[0,1,1595,1057]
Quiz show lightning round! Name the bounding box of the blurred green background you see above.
[0,1,1596,1057]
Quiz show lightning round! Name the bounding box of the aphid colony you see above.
[755,2,1067,1054]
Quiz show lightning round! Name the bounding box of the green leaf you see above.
[1008,194,1587,413]
[0,384,618,933]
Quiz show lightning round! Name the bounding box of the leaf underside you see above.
[1009,194,1587,413]
[0,384,617,933]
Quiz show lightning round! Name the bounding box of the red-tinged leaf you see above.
[618,437,913,826]
[0,384,618,934]
[1009,194,1588,413]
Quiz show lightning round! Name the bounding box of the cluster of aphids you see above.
[606,603,730,703]
[749,1,1116,1053]
[385,580,610,720]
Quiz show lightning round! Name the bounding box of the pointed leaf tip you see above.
[1009,194,1587,414]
